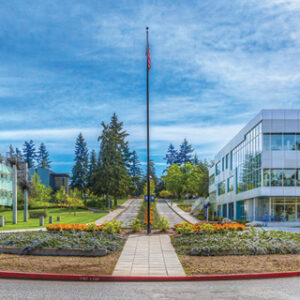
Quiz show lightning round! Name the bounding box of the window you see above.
[263,169,270,186]
[217,181,225,195]
[225,154,229,169]
[230,151,233,170]
[227,176,234,192]
[215,161,221,176]
[263,134,271,151]
[283,169,296,186]
[271,134,282,151]
[296,134,300,150]
[209,174,215,185]
[284,134,296,150]
[222,157,225,171]
[271,169,283,186]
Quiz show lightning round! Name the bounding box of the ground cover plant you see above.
[177,205,192,212]
[0,208,106,231]
[0,231,125,255]
[137,202,160,227]
[172,227,300,256]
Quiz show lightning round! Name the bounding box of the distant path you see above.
[156,200,185,227]
[115,199,142,227]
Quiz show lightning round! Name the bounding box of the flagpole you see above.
[146,27,151,235]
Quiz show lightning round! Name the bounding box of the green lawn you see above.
[0,208,107,231]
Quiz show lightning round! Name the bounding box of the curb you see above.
[0,270,299,282]
[164,200,197,224]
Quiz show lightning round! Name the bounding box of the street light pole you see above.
[146,27,151,235]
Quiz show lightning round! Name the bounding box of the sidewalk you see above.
[113,234,185,276]
[95,199,132,225]
[166,201,199,224]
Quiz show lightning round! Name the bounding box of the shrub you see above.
[86,223,100,233]
[159,190,172,199]
[29,211,47,219]
[129,218,142,232]
[156,217,170,232]
[102,220,123,234]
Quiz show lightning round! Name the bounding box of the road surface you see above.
[156,200,185,226]
[0,277,299,299]
[115,199,142,227]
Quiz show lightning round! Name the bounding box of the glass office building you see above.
[0,163,13,206]
[209,110,300,224]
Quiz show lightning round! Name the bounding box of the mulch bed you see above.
[0,252,121,275]
[179,254,300,275]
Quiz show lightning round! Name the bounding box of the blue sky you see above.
[0,0,299,176]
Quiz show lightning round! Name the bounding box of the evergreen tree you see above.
[71,133,89,191]
[129,151,142,178]
[87,149,97,189]
[178,138,194,164]
[0,153,3,163]
[122,142,132,171]
[23,140,36,168]
[94,113,134,206]
[128,150,143,195]
[37,143,51,168]
[164,144,179,165]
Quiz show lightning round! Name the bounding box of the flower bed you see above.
[174,222,246,234]
[46,220,123,234]
[172,227,300,256]
[0,231,125,256]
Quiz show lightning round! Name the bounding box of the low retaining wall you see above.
[0,247,108,257]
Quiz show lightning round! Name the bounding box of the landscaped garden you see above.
[0,208,106,231]
[172,222,300,274]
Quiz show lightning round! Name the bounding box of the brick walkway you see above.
[113,234,185,276]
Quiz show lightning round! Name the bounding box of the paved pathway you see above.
[260,226,300,234]
[156,200,185,227]
[165,200,199,224]
[113,234,185,276]
[115,199,142,227]
[95,199,132,225]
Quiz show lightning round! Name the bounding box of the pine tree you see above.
[0,153,3,163]
[178,138,194,164]
[164,144,179,165]
[87,149,97,189]
[128,150,143,194]
[37,143,51,168]
[23,140,36,168]
[71,133,89,191]
[94,113,134,206]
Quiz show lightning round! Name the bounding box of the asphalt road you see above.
[0,277,299,300]
[156,200,185,226]
[115,199,142,227]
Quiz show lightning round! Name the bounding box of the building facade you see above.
[209,109,300,223]
[0,163,13,206]
[29,168,69,193]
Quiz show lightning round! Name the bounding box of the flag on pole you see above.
[146,40,151,70]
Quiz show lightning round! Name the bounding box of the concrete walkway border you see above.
[0,270,299,282]
[165,200,199,224]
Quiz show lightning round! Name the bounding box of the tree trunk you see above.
[114,195,117,207]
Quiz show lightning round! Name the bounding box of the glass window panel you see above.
[297,170,300,186]
[271,169,283,186]
[297,204,300,221]
[263,169,270,186]
[263,134,270,151]
[272,203,285,221]
[283,169,296,186]
[271,134,282,151]
[296,134,300,150]
[284,134,296,150]
[285,204,296,221]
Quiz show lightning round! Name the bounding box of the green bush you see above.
[86,223,99,233]
[156,216,170,232]
[129,218,142,232]
[29,211,47,218]
[102,220,123,234]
